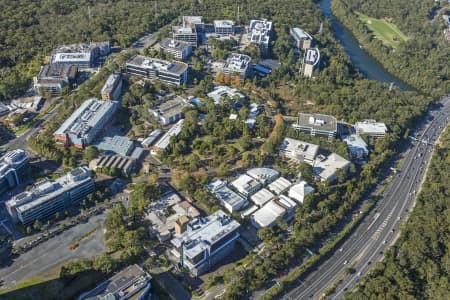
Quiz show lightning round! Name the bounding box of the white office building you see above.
[207,85,246,105]
[290,28,313,50]
[221,53,252,81]
[206,179,248,213]
[343,134,369,160]
[249,19,272,54]
[0,150,29,194]
[313,153,350,182]
[6,167,95,226]
[214,20,235,35]
[267,177,292,195]
[288,181,315,203]
[355,120,388,137]
[151,119,184,154]
[126,56,188,86]
[160,38,193,60]
[250,188,275,207]
[101,73,122,101]
[280,138,319,164]
[231,174,262,197]
[246,167,280,185]
[149,95,190,126]
[171,210,240,276]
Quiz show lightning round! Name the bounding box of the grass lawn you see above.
[356,11,409,48]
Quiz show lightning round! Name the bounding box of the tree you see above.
[33,220,43,231]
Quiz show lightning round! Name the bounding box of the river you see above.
[318,0,411,90]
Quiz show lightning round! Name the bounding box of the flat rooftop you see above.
[214,20,235,28]
[81,264,151,300]
[231,174,261,194]
[249,19,272,44]
[313,153,350,181]
[127,55,188,76]
[153,119,184,150]
[250,188,275,207]
[224,53,251,71]
[183,16,203,27]
[280,137,319,162]
[206,179,247,211]
[291,28,313,41]
[171,209,240,259]
[252,200,286,228]
[246,167,279,184]
[297,113,337,133]
[207,85,246,105]
[355,120,388,134]
[160,38,191,51]
[304,48,320,65]
[101,73,121,94]
[94,135,135,157]
[151,95,190,119]
[267,177,292,195]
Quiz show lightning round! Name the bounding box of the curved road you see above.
[282,96,450,300]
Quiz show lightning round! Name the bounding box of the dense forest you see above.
[332,0,450,97]
[345,126,450,299]
[0,0,190,101]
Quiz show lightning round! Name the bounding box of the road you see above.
[0,213,105,288]
[281,96,450,300]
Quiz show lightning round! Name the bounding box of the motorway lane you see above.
[281,97,450,300]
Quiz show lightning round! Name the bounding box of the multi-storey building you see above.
[354,120,388,137]
[151,119,185,155]
[290,28,313,50]
[100,73,122,101]
[221,53,252,81]
[171,210,241,276]
[51,42,110,68]
[6,167,95,226]
[248,19,273,54]
[214,20,235,35]
[301,48,320,77]
[126,56,188,86]
[54,98,118,148]
[293,113,337,138]
[172,16,204,46]
[0,150,29,194]
[160,38,193,61]
[34,64,77,95]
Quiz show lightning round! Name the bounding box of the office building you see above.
[249,19,272,54]
[221,53,252,81]
[301,48,320,77]
[149,95,190,125]
[77,264,151,300]
[251,197,296,229]
[207,85,246,105]
[214,20,235,35]
[171,210,241,276]
[288,181,315,203]
[6,167,95,226]
[280,138,319,164]
[250,188,275,207]
[54,98,118,148]
[94,135,135,157]
[100,73,122,101]
[172,16,204,46]
[231,174,262,197]
[160,38,193,60]
[34,64,77,95]
[0,150,29,194]
[126,55,188,86]
[246,168,279,185]
[355,120,388,137]
[313,153,350,182]
[206,179,248,213]
[89,154,136,176]
[290,28,313,50]
[51,42,110,68]
[141,129,163,147]
[293,113,337,138]
[267,177,292,195]
[343,134,369,161]
[151,119,184,154]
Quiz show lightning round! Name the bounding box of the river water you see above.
[318,0,411,90]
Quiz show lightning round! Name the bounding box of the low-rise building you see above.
[207,85,246,105]
[95,135,135,156]
[206,179,248,213]
[354,120,388,137]
[313,153,350,182]
[221,53,252,81]
[10,96,44,112]
[77,264,151,300]
[231,174,262,197]
[0,150,29,194]
[249,19,272,54]
[343,134,369,161]
[54,98,118,148]
[251,197,296,229]
[250,188,275,207]
[126,55,188,86]
[34,64,77,95]
[6,167,95,226]
[301,48,320,77]
[149,95,190,125]
[288,181,315,203]
[280,138,319,164]
[267,177,292,195]
[290,28,313,50]
[246,167,280,185]
[293,113,337,138]
[151,119,184,154]
[160,38,193,60]
[214,20,235,35]
[171,210,240,276]
[100,73,122,101]
[141,129,163,147]
[89,154,136,176]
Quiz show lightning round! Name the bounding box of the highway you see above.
[281,96,450,300]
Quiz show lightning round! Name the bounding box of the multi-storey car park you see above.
[6,167,95,226]
[54,98,118,149]
[0,149,29,194]
[170,210,241,276]
[126,55,188,86]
